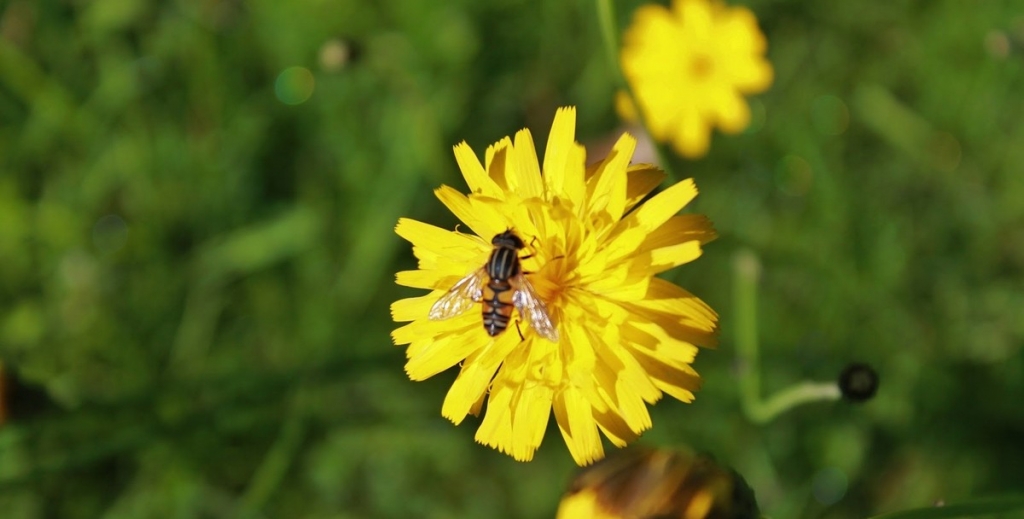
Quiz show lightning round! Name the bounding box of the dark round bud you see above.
[728,466,762,519]
[838,363,879,402]
[0,360,58,423]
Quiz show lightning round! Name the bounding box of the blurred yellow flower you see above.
[618,0,773,158]
[556,447,760,519]
[391,107,718,465]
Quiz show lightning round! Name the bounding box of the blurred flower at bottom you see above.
[556,447,759,519]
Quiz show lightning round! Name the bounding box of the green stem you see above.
[751,382,840,424]
[596,0,621,85]
[733,249,840,424]
[734,249,762,420]
[236,400,307,518]
[594,0,678,181]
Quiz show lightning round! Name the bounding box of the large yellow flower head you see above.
[391,107,718,466]
[618,0,773,158]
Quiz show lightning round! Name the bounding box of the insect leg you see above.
[521,235,541,261]
[523,254,564,274]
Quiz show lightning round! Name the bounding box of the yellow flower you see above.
[391,107,718,465]
[556,447,760,519]
[618,0,773,158]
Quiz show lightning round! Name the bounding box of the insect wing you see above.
[429,269,486,320]
[511,275,559,342]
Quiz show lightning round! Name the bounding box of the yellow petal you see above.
[395,220,490,278]
[562,143,588,213]
[475,378,516,457]
[623,302,718,349]
[593,354,653,435]
[631,346,701,403]
[391,312,469,346]
[468,389,487,417]
[593,404,640,447]
[675,0,713,40]
[560,315,598,377]
[614,178,696,236]
[718,7,773,91]
[441,330,520,425]
[584,264,651,302]
[585,133,635,224]
[615,90,638,123]
[557,488,619,519]
[453,141,502,197]
[624,164,667,213]
[712,90,751,134]
[406,320,486,381]
[395,267,485,291]
[475,339,557,463]
[553,386,603,466]
[592,324,660,405]
[581,303,662,434]
[556,315,605,414]
[395,269,450,290]
[434,185,507,240]
[621,319,702,367]
[411,245,485,275]
[639,214,717,251]
[390,292,443,322]
[644,241,704,275]
[394,218,463,249]
[642,278,718,327]
[501,197,543,246]
[509,382,555,461]
[720,5,767,53]
[508,129,544,198]
[732,59,773,93]
[542,107,578,196]
[510,339,559,460]
[485,137,513,191]
[625,5,678,61]
[672,109,712,158]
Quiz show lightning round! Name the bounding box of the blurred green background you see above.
[1,0,1023,517]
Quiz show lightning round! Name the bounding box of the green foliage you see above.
[867,496,1024,519]
[1,0,1022,517]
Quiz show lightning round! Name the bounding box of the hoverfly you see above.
[429,229,559,342]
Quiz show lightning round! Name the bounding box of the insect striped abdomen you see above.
[482,279,515,336]
[481,242,521,337]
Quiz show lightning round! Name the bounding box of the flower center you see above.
[529,254,571,313]
[689,53,714,79]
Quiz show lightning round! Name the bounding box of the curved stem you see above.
[750,382,841,424]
